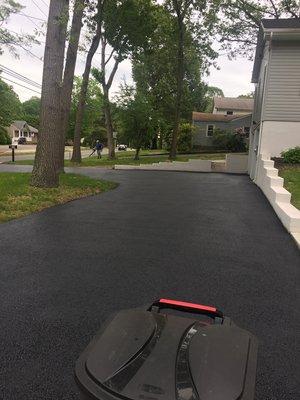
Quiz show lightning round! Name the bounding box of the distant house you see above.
[213,97,254,116]
[192,97,253,147]
[7,121,38,143]
[248,18,300,179]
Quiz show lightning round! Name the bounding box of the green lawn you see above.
[0,173,117,223]
[15,151,229,167]
[279,166,300,209]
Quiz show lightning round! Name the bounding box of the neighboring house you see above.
[248,18,300,180]
[192,112,252,147]
[7,121,38,143]
[213,97,254,116]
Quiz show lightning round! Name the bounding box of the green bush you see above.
[213,130,246,152]
[281,147,300,164]
[0,127,11,145]
[178,123,195,152]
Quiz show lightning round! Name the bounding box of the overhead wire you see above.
[0,64,42,88]
[1,76,41,95]
[31,0,48,18]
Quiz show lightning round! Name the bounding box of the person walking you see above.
[89,140,104,158]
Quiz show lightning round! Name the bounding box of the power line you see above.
[21,13,45,31]
[0,65,42,88]
[39,0,49,8]
[18,12,46,22]
[1,76,41,95]
[31,0,48,18]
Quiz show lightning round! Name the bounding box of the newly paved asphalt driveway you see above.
[0,167,299,400]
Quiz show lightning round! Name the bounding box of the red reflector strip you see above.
[159,298,217,313]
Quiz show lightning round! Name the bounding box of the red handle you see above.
[152,298,223,318]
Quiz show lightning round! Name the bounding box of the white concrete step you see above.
[262,159,274,168]
[269,186,291,204]
[265,175,284,187]
[265,167,278,177]
[274,202,300,233]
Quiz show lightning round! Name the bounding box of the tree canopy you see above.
[0,0,38,57]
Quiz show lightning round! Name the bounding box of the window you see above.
[226,111,233,115]
[206,125,214,137]
[24,131,28,138]
[14,130,19,137]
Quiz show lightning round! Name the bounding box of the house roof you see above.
[12,120,27,130]
[11,121,38,132]
[252,18,300,83]
[261,18,300,30]
[28,125,38,133]
[192,112,252,123]
[213,97,254,111]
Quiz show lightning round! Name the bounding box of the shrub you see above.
[0,127,11,145]
[281,147,300,164]
[178,123,195,152]
[213,130,246,152]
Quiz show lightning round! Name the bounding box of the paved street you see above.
[0,166,299,400]
[0,147,95,163]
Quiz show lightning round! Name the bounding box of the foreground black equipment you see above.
[75,299,258,400]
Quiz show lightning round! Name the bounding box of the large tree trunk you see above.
[31,0,69,187]
[71,23,101,163]
[99,38,120,160]
[56,0,84,172]
[103,86,115,159]
[169,14,184,160]
[134,146,141,160]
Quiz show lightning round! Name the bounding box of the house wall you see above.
[213,108,251,116]
[260,121,300,157]
[193,116,252,147]
[263,40,300,122]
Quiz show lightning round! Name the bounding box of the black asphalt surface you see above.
[0,168,299,400]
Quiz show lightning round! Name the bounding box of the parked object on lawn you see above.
[118,144,127,151]
[17,137,27,145]
[75,298,258,400]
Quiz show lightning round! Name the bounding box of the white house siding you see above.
[213,109,251,116]
[260,121,300,157]
[263,41,300,122]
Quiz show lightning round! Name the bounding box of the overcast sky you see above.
[0,0,254,102]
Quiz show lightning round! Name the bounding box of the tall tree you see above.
[57,0,86,172]
[116,84,156,160]
[0,76,21,144]
[91,0,155,160]
[31,0,70,188]
[164,0,218,159]
[71,0,102,163]
[132,5,212,147]
[219,0,300,59]
[22,96,41,127]
[0,0,38,56]
[67,76,104,145]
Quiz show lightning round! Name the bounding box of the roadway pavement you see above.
[0,147,94,163]
[0,166,299,399]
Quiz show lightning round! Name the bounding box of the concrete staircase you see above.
[256,154,300,246]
